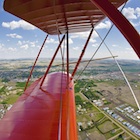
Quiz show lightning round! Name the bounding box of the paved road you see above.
[79,92,139,140]
[115,110,140,129]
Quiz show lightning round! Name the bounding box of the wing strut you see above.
[40,34,65,88]
[72,28,94,78]
[24,34,48,91]
[90,0,140,58]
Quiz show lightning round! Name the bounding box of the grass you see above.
[76,114,91,122]
[86,127,106,140]
[16,82,26,88]
[105,79,125,87]
[98,120,117,134]
[0,86,6,94]
[1,95,19,104]
[16,82,31,89]
[92,112,104,122]
[104,128,122,139]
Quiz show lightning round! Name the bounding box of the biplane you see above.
[0,0,140,140]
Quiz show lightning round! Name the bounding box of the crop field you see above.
[98,120,117,133]
[0,59,140,140]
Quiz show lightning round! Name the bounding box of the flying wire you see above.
[74,0,128,81]
[95,29,140,110]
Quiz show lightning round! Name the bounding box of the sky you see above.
[0,0,140,60]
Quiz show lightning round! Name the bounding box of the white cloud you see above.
[90,38,96,43]
[59,38,73,49]
[126,47,133,51]
[46,38,58,44]
[72,32,88,39]
[73,47,80,50]
[92,43,99,47]
[8,47,17,52]
[30,41,36,47]
[20,44,29,50]
[6,33,22,39]
[136,7,140,17]
[0,43,4,49]
[129,21,140,27]
[112,44,117,47]
[71,31,98,39]
[2,20,36,30]
[17,40,39,49]
[17,40,22,45]
[69,38,73,44]
[95,21,111,29]
[122,7,137,19]
[46,38,55,43]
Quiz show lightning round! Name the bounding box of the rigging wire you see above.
[66,30,70,140]
[52,55,118,67]
[53,0,65,71]
[58,37,66,140]
[74,26,113,81]
[53,0,64,70]
[95,29,140,110]
[93,0,140,110]
[74,0,127,81]
[73,0,140,110]
[53,1,68,139]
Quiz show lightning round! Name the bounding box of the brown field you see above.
[94,80,140,109]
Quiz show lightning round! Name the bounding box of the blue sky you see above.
[0,0,140,60]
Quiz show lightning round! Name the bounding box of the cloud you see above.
[0,43,17,53]
[17,40,39,49]
[30,42,36,47]
[129,21,140,27]
[95,21,111,29]
[46,38,59,44]
[126,47,133,51]
[0,43,4,49]
[17,40,22,45]
[6,33,22,39]
[2,20,36,30]
[70,31,98,39]
[90,38,96,43]
[112,44,120,48]
[8,47,17,52]
[72,47,80,50]
[69,38,73,44]
[20,44,29,50]
[122,7,137,19]
[92,43,99,47]
[136,7,140,17]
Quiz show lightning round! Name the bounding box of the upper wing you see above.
[4,0,126,35]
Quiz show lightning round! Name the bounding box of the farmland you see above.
[0,58,140,139]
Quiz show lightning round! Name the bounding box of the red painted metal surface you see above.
[0,72,78,140]
[90,0,140,58]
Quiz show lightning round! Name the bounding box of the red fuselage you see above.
[0,72,78,140]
